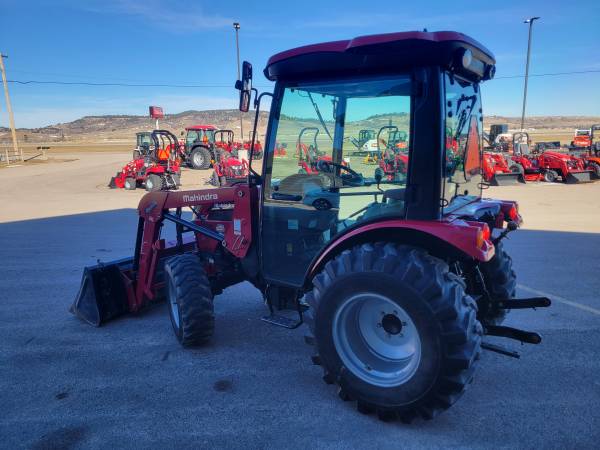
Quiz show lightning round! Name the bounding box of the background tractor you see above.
[74,31,549,423]
[181,124,219,169]
[109,130,181,191]
[210,130,250,186]
[569,128,592,150]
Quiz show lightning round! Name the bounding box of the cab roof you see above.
[186,125,217,131]
[264,31,495,82]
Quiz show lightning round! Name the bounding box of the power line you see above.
[494,69,600,79]
[4,69,600,88]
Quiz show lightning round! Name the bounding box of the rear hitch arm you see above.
[484,324,542,345]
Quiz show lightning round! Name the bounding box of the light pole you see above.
[233,22,243,140]
[520,16,540,131]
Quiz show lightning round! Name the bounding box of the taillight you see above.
[476,224,491,249]
[508,204,518,221]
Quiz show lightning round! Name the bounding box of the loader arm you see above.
[71,185,256,325]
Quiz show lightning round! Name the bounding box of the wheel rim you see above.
[168,278,180,329]
[146,178,153,189]
[333,293,421,387]
[193,151,204,167]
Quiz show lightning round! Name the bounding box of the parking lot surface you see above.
[1,153,599,449]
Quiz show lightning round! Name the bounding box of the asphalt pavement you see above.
[1,154,599,449]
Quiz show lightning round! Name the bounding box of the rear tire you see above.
[145,174,163,192]
[588,162,600,179]
[124,177,136,190]
[164,254,214,347]
[478,241,516,325]
[190,147,212,169]
[304,243,482,422]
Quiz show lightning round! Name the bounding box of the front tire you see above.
[587,162,600,179]
[304,243,482,422]
[145,173,163,192]
[164,254,214,347]
[543,170,557,183]
[124,177,136,190]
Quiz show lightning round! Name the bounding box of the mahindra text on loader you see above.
[72,31,550,423]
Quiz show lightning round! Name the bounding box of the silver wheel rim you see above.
[146,178,153,189]
[168,278,180,329]
[193,151,204,167]
[333,293,421,387]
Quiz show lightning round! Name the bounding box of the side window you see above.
[443,74,483,211]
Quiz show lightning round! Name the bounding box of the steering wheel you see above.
[316,159,364,186]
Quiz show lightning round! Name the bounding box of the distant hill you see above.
[0,109,269,144]
[1,110,599,145]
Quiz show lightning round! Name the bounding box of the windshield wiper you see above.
[307,92,333,141]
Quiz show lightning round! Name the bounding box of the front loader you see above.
[73,31,550,423]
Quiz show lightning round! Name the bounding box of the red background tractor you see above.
[109,130,181,191]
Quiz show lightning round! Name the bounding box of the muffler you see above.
[70,257,134,326]
[565,171,593,184]
[491,173,526,186]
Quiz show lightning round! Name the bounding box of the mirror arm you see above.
[248,91,273,181]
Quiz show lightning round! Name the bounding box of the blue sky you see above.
[1,0,599,128]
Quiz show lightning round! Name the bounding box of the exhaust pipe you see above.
[491,173,526,186]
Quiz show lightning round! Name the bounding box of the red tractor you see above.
[180,124,220,169]
[536,151,593,183]
[377,125,409,182]
[210,130,250,186]
[296,127,334,174]
[73,31,549,422]
[508,132,545,182]
[108,130,181,191]
[244,131,264,160]
[482,151,525,185]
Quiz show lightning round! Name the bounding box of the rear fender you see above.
[305,219,494,286]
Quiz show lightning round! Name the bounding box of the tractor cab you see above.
[512,132,531,155]
[237,31,496,285]
[135,132,154,156]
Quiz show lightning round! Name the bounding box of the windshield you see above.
[186,129,214,145]
[442,73,483,213]
[267,76,411,213]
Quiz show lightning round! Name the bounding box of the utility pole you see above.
[0,53,22,162]
[233,22,244,140]
[520,17,540,131]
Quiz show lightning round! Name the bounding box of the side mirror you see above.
[374,167,384,184]
[180,131,184,137]
[236,61,253,112]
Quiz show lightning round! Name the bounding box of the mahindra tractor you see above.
[296,127,334,174]
[181,124,219,169]
[210,130,250,187]
[73,31,550,423]
[482,151,525,185]
[377,125,409,182]
[244,131,264,160]
[108,130,181,191]
[508,132,545,182]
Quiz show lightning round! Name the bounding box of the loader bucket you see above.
[70,257,133,326]
[491,172,526,186]
[565,171,593,184]
[108,172,120,188]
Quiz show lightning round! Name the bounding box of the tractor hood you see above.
[264,31,495,83]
